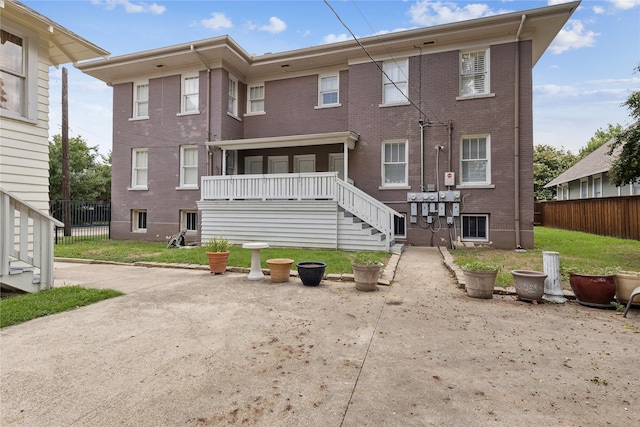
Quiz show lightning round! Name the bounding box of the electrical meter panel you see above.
[438,190,461,203]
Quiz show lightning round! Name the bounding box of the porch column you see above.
[343,142,348,181]
[221,148,227,175]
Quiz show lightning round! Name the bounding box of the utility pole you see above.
[62,67,71,236]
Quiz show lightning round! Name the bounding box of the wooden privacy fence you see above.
[535,196,640,240]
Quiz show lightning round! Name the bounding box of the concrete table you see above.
[242,242,269,280]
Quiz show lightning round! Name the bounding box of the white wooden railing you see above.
[0,188,63,292]
[200,172,401,240]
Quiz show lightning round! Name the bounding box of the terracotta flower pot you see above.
[569,273,616,308]
[267,258,294,283]
[296,262,326,286]
[206,251,230,275]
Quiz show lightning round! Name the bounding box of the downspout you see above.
[419,120,425,191]
[191,45,213,173]
[514,14,526,249]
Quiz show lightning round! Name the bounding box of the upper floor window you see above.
[460,49,489,97]
[0,29,24,115]
[228,75,238,117]
[133,81,149,118]
[461,135,491,185]
[593,175,602,198]
[382,140,408,187]
[382,59,408,105]
[181,74,199,114]
[247,83,264,114]
[580,179,588,199]
[318,74,339,107]
[131,148,148,189]
[180,145,198,188]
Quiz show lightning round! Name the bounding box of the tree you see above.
[49,135,111,201]
[578,123,622,159]
[533,144,577,200]
[609,63,640,187]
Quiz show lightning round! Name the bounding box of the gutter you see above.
[514,14,526,249]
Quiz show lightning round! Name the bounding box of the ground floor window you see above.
[132,209,147,232]
[461,214,488,242]
[181,210,198,232]
[394,213,406,239]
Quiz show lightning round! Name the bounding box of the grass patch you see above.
[0,286,124,328]
[451,227,640,288]
[55,240,388,275]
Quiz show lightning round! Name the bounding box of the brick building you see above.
[77,1,579,250]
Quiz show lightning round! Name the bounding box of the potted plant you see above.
[266,258,295,283]
[460,260,500,299]
[351,252,383,292]
[511,270,547,302]
[569,266,618,308]
[204,235,231,275]
[296,261,326,286]
[614,270,640,305]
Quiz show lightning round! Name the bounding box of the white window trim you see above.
[380,139,409,189]
[381,59,409,106]
[592,173,603,198]
[228,74,239,118]
[130,148,148,190]
[461,214,489,243]
[317,73,341,108]
[458,48,491,98]
[180,210,198,233]
[246,82,265,115]
[579,178,589,199]
[132,210,147,233]
[178,145,199,189]
[131,80,149,120]
[179,73,199,115]
[394,213,407,239]
[0,20,39,123]
[460,134,491,186]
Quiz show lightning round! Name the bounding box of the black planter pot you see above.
[296,262,326,286]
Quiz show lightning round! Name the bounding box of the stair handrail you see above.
[0,187,63,290]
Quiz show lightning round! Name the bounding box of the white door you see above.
[293,154,316,173]
[268,156,289,174]
[244,156,263,174]
[328,153,344,180]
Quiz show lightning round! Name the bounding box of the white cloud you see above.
[201,12,233,30]
[549,20,598,54]
[259,17,287,34]
[408,1,507,26]
[592,6,606,14]
[322,33,351,44]
[607,0,640,10]
[91,0,165,15]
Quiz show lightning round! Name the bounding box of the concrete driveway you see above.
[1,247,638,426]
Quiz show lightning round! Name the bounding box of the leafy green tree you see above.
[49,135,111,201]
[533,144,577,200]
[578,123,622,159]
[609,64,640,187]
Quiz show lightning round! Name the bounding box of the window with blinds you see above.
[460,50,489,96]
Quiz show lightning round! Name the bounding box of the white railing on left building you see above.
[0,188,63,291]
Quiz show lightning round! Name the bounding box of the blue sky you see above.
[22,0,640,156]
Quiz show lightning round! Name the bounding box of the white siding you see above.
[0,40,51,213]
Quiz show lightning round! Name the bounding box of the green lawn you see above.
[54,240,388,275]
[0,286,123,328]
[452,227,640,288]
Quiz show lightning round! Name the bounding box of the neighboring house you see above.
[545,139,640,200]
[0,0,108,292]
[78,1,579,251]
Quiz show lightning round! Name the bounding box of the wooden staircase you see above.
[1,188,62,293]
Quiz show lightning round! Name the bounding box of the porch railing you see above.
[1,188,63,291]
[200,172,401,239]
